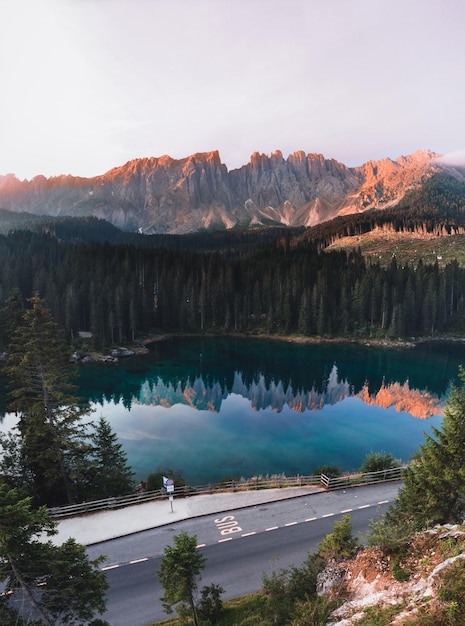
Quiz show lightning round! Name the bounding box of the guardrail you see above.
[320,465,404,490]
[50,467,405,519]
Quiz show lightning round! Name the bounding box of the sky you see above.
[1,0,465,180]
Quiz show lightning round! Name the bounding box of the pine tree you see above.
[89,417,135,498]
[0,485,108,625]
[387,366,465,532]
[4,293,92,505]
[0,288,24,350]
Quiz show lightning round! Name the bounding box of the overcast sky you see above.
[1,0,464,180]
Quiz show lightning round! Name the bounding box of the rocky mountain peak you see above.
[0,149,459,234]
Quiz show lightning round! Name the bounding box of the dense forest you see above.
[0,228,464,349]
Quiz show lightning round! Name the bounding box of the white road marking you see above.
[98,495,393,568]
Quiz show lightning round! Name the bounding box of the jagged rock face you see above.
[229,150,361,227]
[0,148,459,234]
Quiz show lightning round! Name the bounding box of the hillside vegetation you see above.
[154,527,465,625]
[327,526,465,625]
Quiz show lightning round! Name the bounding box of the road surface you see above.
[89,483,400,625]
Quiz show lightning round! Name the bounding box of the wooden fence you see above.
[49,466,405,519]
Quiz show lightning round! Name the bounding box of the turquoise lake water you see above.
[3,337,465,484]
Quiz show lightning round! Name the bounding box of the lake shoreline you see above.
[79,331,465,363]
[139,330,465,350]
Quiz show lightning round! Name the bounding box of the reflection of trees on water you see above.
[0,362,445,422]
[132,364,443,418]
[138,376,227,412]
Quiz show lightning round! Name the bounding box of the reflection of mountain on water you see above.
[134,364,443,418]
[356,380,443,418]
[231,365,352,412]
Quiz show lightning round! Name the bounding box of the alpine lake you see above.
[2,336,465,485]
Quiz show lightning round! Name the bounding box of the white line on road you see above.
[98,495,394,568]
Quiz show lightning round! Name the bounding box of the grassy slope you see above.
[326,231,465,268]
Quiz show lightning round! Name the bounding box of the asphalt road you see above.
[91,483,400,625]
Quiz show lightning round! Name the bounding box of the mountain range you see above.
[1,149,464,235]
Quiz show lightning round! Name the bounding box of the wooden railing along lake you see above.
[50,466,404,519]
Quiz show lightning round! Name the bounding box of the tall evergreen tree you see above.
[0,485,108,625]
[89,416,135,499]
[3,293,92,505]
[387,366,465,532]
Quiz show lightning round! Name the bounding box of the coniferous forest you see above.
[1,219,465,350]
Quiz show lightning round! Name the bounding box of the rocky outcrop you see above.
[323,525,465,625]
[0,149,462,234]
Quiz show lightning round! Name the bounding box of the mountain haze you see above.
[1,149,464,234]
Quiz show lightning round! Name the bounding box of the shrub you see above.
[146,468,186,491]
[197,583,225,624]
[318,515,359,561]
[290,596,340,626]
[391,560,410,582]
[313,464,342,478]
[261,553,324,623]
[366,515,409,557]
[360,451,401,474]
[355,603,405,625]
[437,558,465,605]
